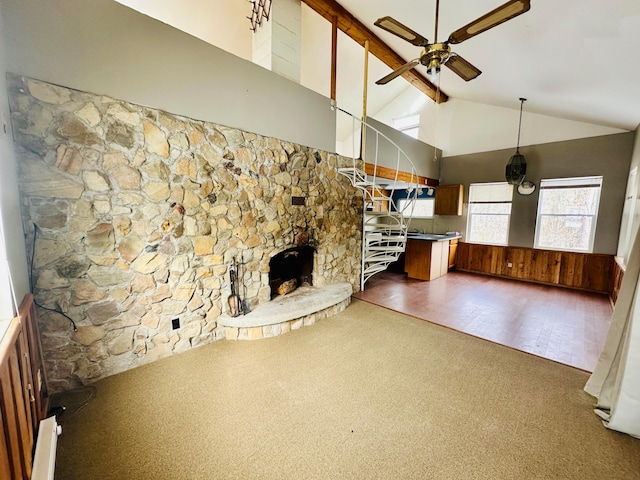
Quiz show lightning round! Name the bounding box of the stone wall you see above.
[8,74,362,392]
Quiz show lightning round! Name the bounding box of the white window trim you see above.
[533,176,603,253]
[467,182,513,246]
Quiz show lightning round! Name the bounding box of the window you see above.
[393,187,435,217]
[467,182,513,245]
[393,114,420,139]
[397,198,434,217]
[534,176,603,252]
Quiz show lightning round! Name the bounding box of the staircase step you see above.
[366,245,405,252]
[364,254,398,263]
[365,232,406,239]
[365,211,403,217]
[364,222,405,229]
[363,264,390,275]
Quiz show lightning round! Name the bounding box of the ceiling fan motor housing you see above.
[420,43,451,71]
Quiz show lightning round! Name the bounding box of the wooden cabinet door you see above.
[448,239,458,270]
[434,184,463,215]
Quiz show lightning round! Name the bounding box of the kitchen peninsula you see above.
[404,233,462,281]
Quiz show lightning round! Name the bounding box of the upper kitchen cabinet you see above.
[434,184,463,216]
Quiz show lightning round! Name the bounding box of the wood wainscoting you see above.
[456,243,614,295]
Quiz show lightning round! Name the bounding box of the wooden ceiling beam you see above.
[301,0,448,103]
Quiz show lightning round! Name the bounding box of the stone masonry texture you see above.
[8,74,363,392]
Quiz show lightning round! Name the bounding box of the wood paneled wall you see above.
[456,243,614,294]
[0,295,50,479]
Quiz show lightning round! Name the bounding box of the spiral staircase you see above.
[335,107,422,290]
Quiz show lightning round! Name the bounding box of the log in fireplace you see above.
[269,245,315,298]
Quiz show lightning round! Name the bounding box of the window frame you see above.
[392,114,420,139]
[466,182,514,246]
[533,176,603,253]
[393,187,435,218]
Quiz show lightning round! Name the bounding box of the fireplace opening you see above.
[269,245,314,298]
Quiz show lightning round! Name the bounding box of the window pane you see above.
[539,188,600,215]
[398,198,434,217]
[537,215,593,251]
[469,203,511,214]
[468,183,513,202]
[402,127,419,139]
[468,214,510,245]
[393,114,419,130]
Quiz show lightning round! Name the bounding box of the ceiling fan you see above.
[374,0,531,85]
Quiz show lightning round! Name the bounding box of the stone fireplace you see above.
[9,74,362,391]
[269,245,314,298]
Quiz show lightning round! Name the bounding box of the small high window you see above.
[534,176,603,252]
[394,187,435,218]
[467,182,513,246]
[393,114,420,139]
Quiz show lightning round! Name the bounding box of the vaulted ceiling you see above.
[322,0,640,131]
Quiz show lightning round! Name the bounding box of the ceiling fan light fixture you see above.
[506,97,527,185]
[427,58,441,83]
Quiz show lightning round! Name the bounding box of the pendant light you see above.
[505,97,527,185]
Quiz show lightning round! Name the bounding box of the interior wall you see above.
[1,0,336,152]
[372,88,628,158]
[363,117,440,180]
[9,75,362,391]
[617,126,640,263]
[0,2,30,320]
[114,0,252,61]
[442,133,635,254]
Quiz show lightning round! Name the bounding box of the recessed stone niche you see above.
[8,74,362,392]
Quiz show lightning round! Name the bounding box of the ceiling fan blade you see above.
[375,59,421,85]
[445,55,482,81]
[374,17,430,47]
[447,0,531,45]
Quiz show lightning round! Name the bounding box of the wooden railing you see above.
[456,243,614,294]
[0,294,50,479]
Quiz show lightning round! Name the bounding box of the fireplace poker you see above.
[228,257,240,317]
[239,256,250,315]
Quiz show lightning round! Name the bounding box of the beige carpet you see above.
[54,299,640,479]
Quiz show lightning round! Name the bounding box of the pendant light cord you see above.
[516,97,526,153]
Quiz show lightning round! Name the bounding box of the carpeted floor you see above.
[54,299,640,479]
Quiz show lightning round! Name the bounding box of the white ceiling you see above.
[337,0,640,131]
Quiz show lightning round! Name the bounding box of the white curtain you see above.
[584,227,640,438]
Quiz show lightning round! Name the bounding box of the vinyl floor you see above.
[353,270,613,371]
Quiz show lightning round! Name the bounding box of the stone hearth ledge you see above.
[219,283,353,340]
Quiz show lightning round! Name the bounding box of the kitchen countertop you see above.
[406,233,462,242]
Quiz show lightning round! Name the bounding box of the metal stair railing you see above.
[334,106,423,290]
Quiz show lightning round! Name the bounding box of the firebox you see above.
[268,245,315,299]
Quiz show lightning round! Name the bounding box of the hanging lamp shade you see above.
[506,98,527,185]
[505,153,526,185]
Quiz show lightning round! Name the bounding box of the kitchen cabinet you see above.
[405,237,456,281]
[434,184,463,216]
[448,238,459,270]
